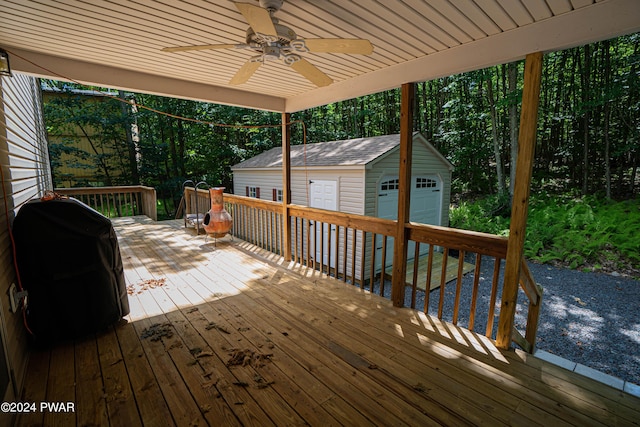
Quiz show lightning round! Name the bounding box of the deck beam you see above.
[282,112,292,261]
[496,52,543,349]
[391,82,415,307]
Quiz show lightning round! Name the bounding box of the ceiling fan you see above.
[162,0,374,87]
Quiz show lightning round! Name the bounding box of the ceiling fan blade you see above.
[235,2,277,37]
[290,58,333,87]
[303,38,374,55]
[162,44,238,53]
[229,60,262,85]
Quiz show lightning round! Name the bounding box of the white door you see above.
[309,180,337,268]
[375,175,442,271]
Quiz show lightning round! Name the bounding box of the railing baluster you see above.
[108,193,114,217]
[468,254,483,331]
[260,210,264,249]
[423,245,434,314]
[411,242,420,309]
[369,233,376,293]
[437,249,449,319]
[350,228,357,284]
[452,249,466,325]
[134,192,140,215]
[269,211,274,252]
[244,204,248,241]
[116,192,122,217]
[295,217,303,264]
[485,258,502,338]
[330,223,336,276]
[252,207,258,245]
[360,231,367,289]
[305,218,311,267]
[319,221,325,275]
[380,235,387,296]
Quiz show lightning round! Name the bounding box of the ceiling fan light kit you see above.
[162,1,373,87]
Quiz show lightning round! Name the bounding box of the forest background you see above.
[43,34,640,275]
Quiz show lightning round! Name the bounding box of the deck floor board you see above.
[16,218,640,426]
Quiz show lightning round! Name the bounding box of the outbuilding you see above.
[232,132,454,270]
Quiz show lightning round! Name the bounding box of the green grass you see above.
[450,194,640,274]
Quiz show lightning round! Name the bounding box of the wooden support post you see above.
[282,112,292,261]
[391,82,415,307]
[496,52,543,349]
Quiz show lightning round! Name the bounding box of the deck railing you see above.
[184,187,542,353]
[54,186,157,221]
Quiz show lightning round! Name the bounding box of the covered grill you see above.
[12,197,130,344]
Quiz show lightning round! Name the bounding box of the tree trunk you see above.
[69,115,114,186]
[602,40,612,199]
[508,61,519,198]
[120,91,140,185]
[581,44,591,196]
[486,69,505,195]
[176,118,186,177]
[168,118,179,178]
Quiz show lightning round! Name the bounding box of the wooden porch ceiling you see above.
[17,218,640,426]
[2,0,640,112]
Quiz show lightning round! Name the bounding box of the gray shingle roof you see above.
[232,134,402,169]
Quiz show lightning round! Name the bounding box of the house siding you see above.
[233,168,365,214]
[232,170,282,200]
[0,74,52,417]
[233,167,366,279]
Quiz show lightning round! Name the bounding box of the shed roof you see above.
[232,132,453,170]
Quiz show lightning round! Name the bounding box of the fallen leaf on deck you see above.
[205,322,231,334]
[127,278,167,295]
[201,380,217,390]
[140,323,173,341]
[413,383,426,392]
[227,349,273,368]
[233,381,249,387]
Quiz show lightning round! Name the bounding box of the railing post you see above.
[391,82,415,307]
[140,186,157,221]
[282,112,292,261]
[496,52,543,349]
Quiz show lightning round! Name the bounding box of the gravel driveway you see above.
[526,263,639,386]
[372,259,640,386]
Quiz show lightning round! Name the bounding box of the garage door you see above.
[375,175,442,270]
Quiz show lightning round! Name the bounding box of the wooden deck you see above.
[17,218,640,426]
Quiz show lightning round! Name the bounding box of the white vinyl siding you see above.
[231,133,452,282]
[233,170,280,200]
[0,74,52,410]
[365,135,452,226]
[234,168,365,215]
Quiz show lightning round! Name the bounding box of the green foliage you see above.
[43,34,640,222]
[449,194,511,236]
[450,195,640,272]
[43,82,135,187]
